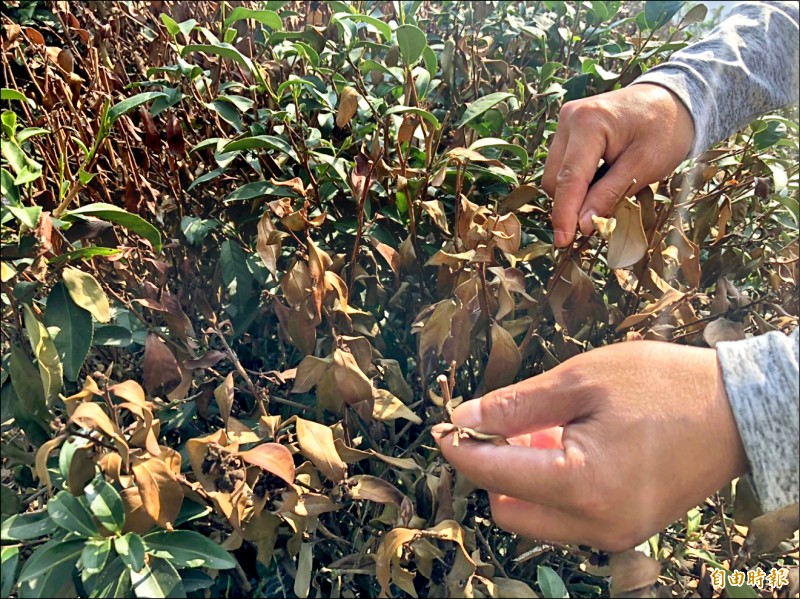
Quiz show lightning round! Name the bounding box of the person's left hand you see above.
[432,340,747,551]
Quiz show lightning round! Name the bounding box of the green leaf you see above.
[92,325,132,347]
[7,205,42,229]
[422,44,438,77]
[396,24,427,66]
[1,168,20,204]
[220,239,256,306]
[2,109,17,137]
[48,247,122,264]
[159,14,197,38]
[108,92,168,124]
[0,511,58,541]
[129,557,186,598]
[223,180,300,203]
[84,475,125,533]
[9,345,50,437]
[384,105,439,127]
[682,3,707,24]
[89,556,131,599]
[206,99,242,132]
[332,13,391,41]
[82,538,111,575]
[180,216,220,245]
[644,1,683,29]
[17,127,50,144]
[224,7,282,30]
[537,565,569,598]
[1,484,21,516]
[752,119,787,149]
[23,304,63,404]
[115,532,146,573]
[1,139,42,183]
[45,281,93,381]
[47,492,99,538]
[18,539,84,583]
[78,168,95,185]
[17,540,78,598]
[60,267,111,323]
[63,203,162,252]
[221,135,298,161]
[179,570,214,593]
[1,546,19,598]
[181,43,255,74]
[143,530,237,570]
[455,92,514,128]
[469,137,529,168]
[1,88,35,107]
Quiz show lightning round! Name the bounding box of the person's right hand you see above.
[433,340,747,552]
[542,83,695,247]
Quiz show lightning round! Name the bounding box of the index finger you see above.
[550,131,606,247]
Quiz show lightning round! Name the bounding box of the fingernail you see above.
[554,231,567,247]
[578,210,596,234]
[451,398,482,429]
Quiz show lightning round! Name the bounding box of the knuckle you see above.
[555,164,588,189]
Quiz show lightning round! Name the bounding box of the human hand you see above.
[542,83,695,247]
[432,341,747,551]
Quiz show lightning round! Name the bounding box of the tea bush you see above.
[1,1,797,597]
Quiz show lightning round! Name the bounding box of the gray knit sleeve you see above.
[632,1,800,156]
[716,328,799,512]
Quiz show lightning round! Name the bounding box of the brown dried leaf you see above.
[132,458,183,530]
[607,199,647,269]
[108,380,148,408]
[609,549,661,596]
[703,317,746,347]
[237,443,295,485]
[214,373,234,427]
[165,112,185,157]
[417,299,457,377]
[71,402,130,466]
[483,322,521,392]
[143,333,181,397]
[295,417,348,481]
[270,177,307,197]
[499,184,539,214]
[34,438,62,495]
[336,86,359,128]
[421,200,450,233]
[372,388,422,424]
[256,212,282,276]
[120,487,158,534]
[291,355,332,393]
[492,213,521,254]
[369,236,401,280]
[347,475,404,505]
[184,350,227,370]
[375,528,419,598]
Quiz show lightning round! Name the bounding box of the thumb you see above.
[577,154,643,235]
[451,369,590,438]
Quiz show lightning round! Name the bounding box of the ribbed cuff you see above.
[716,329,800,512]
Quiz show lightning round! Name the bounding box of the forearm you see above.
[633,1,800,156]
[716,327,799,512]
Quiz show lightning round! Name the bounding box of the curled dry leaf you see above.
[70,401,130,467]
[703,317,746,347]
[372,388,422,424]
[483,322,521,392]
[609,549,661,596]
[143,333,181,397]
[336,86,359,127]
[108,380,148,408]
[607,198,647,269]
[347,475,404,506]
[499,184,539,214]
[256,212,282,276]
[214,372,235,427]
[291,355,332,393]
[131,457,183,530]
[295,417,348,482]
[237,443,295,486]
